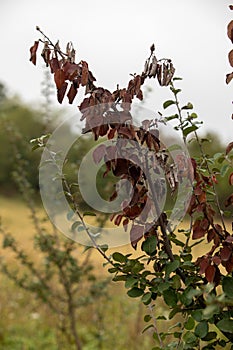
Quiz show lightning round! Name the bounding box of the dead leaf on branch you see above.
[29,41,39,65]
[226,141,233,155]
[229,50,233,67]
[54,69,65,90]
[227,20,233,43]
[226,72,233,84]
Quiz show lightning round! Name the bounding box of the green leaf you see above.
[82,245,93,253]
[181,102,193,110]
[144,314,152,323]
[163,288,178,307]
[190,112,198,119]
[170,88,181,96]
[183,331,197,344]
[165,114,179,122]
[220,164,230,177]
[165,260,180,276]
[125,276,138,289]
[142,324,154,334]
[163,100,175,109]
[217,319,233,333]
[83,211,96,217]
[222,277,233,298]
[71,221,82,232]
[108,267,118,273]
[112,252,127,263]
[170,236,185,247]
[66,210,74,221]
[169,307,181,319]
[183,125,198,137]
[173,77,183,81]
[192,310,203,322]
[112,275,127,282]
[171,275,181,289]
[202,332,217,341]
[141,235,157,255]
[158,282,170,293]
[141,292,152,304]
[99,244,108,252]
[77,225,85,232]
[194,321,209,339]
[127,287,144,298]
[184,317,195,330]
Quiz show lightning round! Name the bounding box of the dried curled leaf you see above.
[41,41,50,67]
[229,50,233,67]
[226,141,233,155]
[226,72,233,84]
[157,61,175,86]
[81,61,89,86]
[29,41,39,65]
[54,69,65,90]
[228,20,233,43]
[130,224,144,249]
[229,173,233,186]
[148,56,158,78]
[57,82,68,104]
[225,193,233,207]
[205,265,216,283]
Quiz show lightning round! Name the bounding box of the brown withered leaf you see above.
[212,255,221,265]
[229,50,233,67]
[134,75,141,95]
[205,265,216,283]
[57,82,68,104]
[226,141,233,155]
[67,83,77,104]
[123,218,129,232]
[226,235,233,243]
[220,245,232,262]
[199,256,210,274]
[92,144,106,164]
[229,173,233,186]
[225,193,233,207]
[49,57,60,74]
[137,90,143,100]
[192,218,209,239]
[226,72,233,84]
[225,256,233,273]
[107,128,116,140]
[109,190,118,202]
[99,124,109,137]
[29,41,39,65]
[81,61,89,86]
[112,159,129,177]
[54,69,65,90]
[41,41,50,67]
[130,224,144,249]
[114,214,123,226]
[148,56,158,78]
[227,20,233,43]
[124,205,142,220]
[63,62,80,81]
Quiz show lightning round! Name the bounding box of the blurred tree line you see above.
[0,81,230,209]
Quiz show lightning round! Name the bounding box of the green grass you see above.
[0,195,156,350]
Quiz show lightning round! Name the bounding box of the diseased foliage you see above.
[15,7,233,348]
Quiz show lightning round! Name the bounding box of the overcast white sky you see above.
[0,0,233,141]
